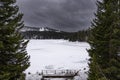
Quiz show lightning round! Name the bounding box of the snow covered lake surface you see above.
[26,39,90,80]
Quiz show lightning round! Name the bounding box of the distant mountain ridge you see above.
[20,26,69,39]
[20,26,88,42]
[20,26,61,32]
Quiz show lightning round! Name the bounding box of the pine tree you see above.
[0,0,30,80]
[88,0,120,80]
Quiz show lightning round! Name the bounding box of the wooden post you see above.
[46,70,47,74]
[55,70,56,74]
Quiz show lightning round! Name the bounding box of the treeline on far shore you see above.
[21,30,90,42]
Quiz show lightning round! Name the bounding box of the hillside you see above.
[20,26,88,41]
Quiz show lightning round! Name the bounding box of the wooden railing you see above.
[41,70,80,79]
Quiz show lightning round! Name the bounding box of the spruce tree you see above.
[0,0,30,80]
[88,0,120,80]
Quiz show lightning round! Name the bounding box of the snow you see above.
[39,27,48,31]
[26,39,90,80]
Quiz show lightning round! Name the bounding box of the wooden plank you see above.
[43,75,74,78]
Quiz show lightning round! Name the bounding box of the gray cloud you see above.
[17,0,97,32]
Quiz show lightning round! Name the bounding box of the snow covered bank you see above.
[26,39,90,80]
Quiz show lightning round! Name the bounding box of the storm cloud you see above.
[17,0,97,32]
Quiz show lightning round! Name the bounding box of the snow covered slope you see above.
[26,39,90,80]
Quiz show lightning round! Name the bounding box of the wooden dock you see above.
[41,70,80,80]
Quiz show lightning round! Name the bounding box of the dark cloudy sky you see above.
[17,0,97,32]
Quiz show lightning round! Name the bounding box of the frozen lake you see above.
[26,39,90,74]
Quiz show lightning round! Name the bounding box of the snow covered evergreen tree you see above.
[0,0,30,79]
[88,0,120,80]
